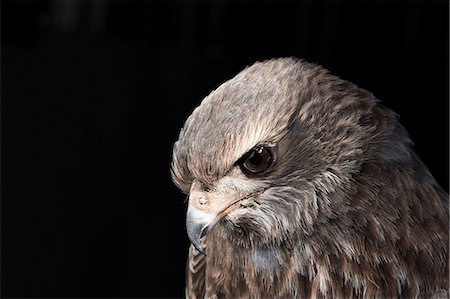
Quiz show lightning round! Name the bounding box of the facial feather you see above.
[171,59,321,190]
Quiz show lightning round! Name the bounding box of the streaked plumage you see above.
[171,58,448,298]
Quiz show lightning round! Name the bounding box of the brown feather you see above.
[172,58,449,298]
[186,245,206,299]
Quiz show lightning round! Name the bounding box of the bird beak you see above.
[186,180,244,255]
[186,206,218,255]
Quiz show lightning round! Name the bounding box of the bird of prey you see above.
[171,58,448,298]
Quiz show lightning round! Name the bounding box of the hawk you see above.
[171,58,449,298]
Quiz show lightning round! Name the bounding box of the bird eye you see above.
[239,146,274,175]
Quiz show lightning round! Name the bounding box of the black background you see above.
[2,2,448,298]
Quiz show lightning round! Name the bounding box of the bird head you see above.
[171,58,392,254]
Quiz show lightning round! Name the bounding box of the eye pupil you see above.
[239,146,275,175]
[248,151,263,165]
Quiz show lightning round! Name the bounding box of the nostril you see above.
[198,196,208,205]
[189,190,209,207]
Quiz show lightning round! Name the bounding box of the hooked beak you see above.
[186,207,219,255]
[186,180,247,255]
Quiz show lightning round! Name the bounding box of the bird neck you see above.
[202,218,448,298]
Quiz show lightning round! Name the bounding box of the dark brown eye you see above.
[239,146,274,175]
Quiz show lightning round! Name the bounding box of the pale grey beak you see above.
[186,207,219,255]
[185,179,243,255]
